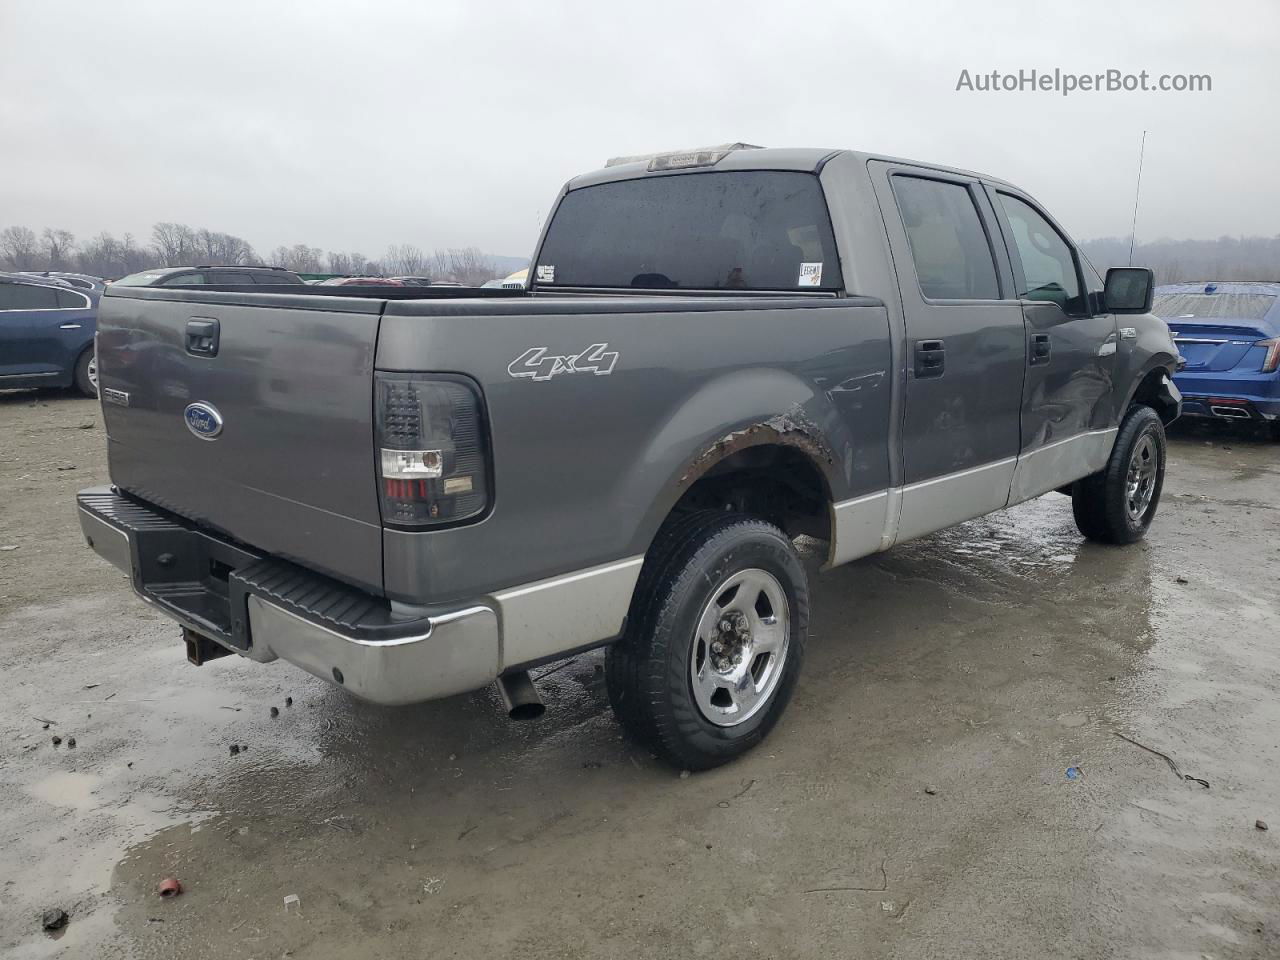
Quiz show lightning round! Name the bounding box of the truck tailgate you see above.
[97,289,385,593]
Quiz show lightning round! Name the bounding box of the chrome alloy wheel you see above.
[1125,433,1158,522]
[689,568,790,727]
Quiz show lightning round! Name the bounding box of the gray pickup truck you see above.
[78,145,1180,768]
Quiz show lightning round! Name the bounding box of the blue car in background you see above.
[1153,281,1280,440]
[0,272,100,396]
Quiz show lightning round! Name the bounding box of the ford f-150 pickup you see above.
[78,145,1181,768]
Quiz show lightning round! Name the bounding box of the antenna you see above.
[1128,130,1147,267]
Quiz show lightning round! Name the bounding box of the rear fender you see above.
[621,368,844,560]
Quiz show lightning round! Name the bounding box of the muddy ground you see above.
[1,389,1277,959]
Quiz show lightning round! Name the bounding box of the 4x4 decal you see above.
[507,343,619,381]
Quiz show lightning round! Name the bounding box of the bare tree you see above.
[152,222,199,266]
[425,247,498,286]
[1082,234,1280,284]
[41,229,76,270]
[326,251,369,275]
[191,227,257,266]
[268,244,325,273]
[0,226,40,270]
[119,233,151,274]
[77,232,140,279]
[383,243,426,276]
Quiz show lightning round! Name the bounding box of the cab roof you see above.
[569,145,1014,191]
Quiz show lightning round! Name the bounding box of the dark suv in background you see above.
[113,265,304,286]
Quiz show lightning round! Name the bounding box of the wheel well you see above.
[667,444,832,542]
[1130,367,1179,424]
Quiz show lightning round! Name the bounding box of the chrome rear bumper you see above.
[77,486,499,705]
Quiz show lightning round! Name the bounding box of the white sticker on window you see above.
[535,264,555,283]
[798,262,823,287]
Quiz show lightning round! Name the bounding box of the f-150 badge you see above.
[508,343,619,381]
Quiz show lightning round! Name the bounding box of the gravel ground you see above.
[2,389,1277,959]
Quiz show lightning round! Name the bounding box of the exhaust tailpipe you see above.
[497,671,545,720]
[1210,405,1251,420]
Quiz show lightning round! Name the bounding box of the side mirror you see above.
[1103,267,1154,314]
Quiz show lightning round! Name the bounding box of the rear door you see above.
[987,189,1118,503]
[97,289,386,593]
[870,163,1026,543]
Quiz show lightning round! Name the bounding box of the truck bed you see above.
[96,284,890,608]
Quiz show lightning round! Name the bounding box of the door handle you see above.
[59,322,82,330]
[1030,333,1051,365]
[185,318,220,357]
[914,339,945,378]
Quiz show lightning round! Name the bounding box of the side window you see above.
[4,283,61,309]
[996,193,1086,315]
[0,285,16,310]
[212,272,254,284]
[159,272,206,286]
[891,175,1000,300]
[252,272,295,284]
[56,289,90,308]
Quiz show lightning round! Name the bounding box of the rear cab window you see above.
[536,170,843,292]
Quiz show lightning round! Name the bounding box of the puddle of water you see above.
[27,771,101,811]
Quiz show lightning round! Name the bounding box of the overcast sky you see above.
[3,0,1277,260]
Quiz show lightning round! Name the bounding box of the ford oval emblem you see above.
[184,402,224,440]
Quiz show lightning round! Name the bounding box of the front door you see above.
[986,189,1118,503]
[870,163,1027,543]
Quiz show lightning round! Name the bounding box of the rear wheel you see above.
[606,511,808,770]
[73,347,98,398]
[1072,405,1166,544]
[1269,419,1280,443]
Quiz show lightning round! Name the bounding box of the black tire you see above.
[73,347,97,398]
[1072,405,1166,544]
[606,511,808,770]
[1269,419,1280,443]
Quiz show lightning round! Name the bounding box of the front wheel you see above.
[605,511,808,770]
[1072,405,1166,544]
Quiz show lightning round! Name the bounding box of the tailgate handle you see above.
[185,318,220,357]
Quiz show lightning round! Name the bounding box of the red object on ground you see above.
[157,877,183,898]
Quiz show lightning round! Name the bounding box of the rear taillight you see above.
[1256,337,1280,374]
[375,373,491,527]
